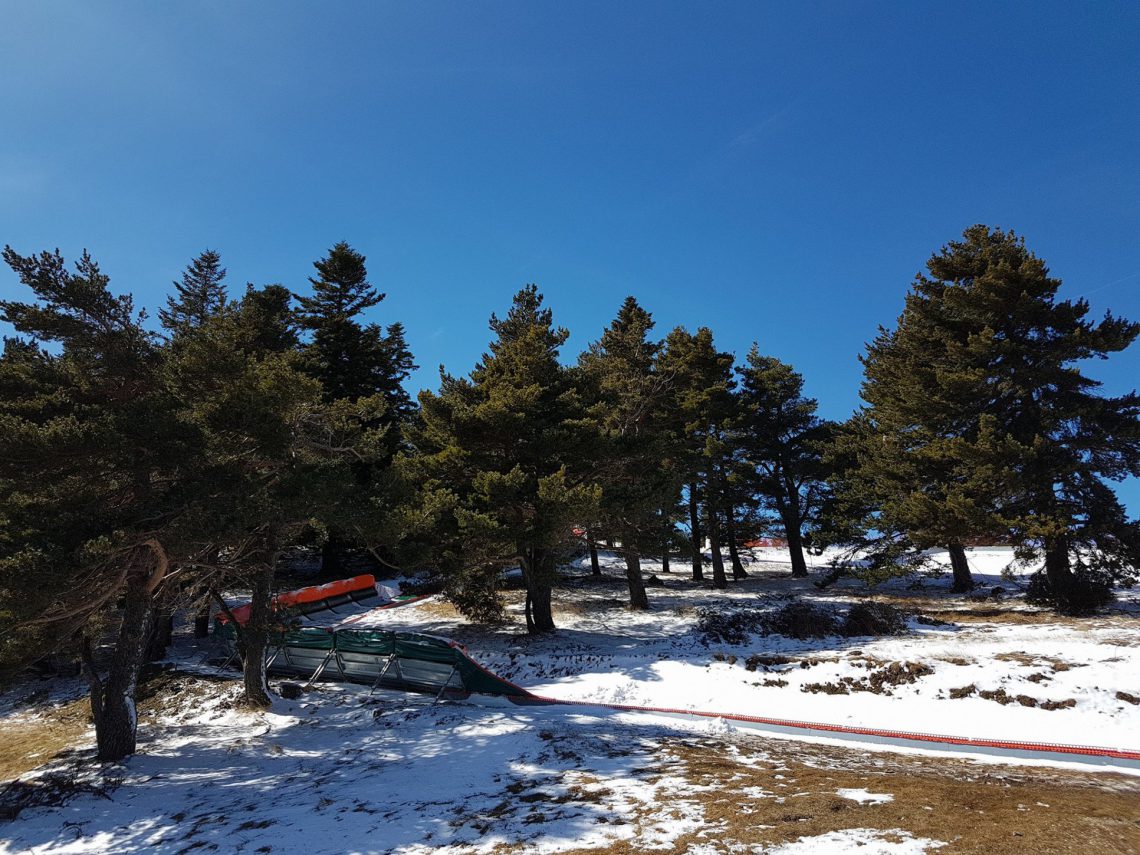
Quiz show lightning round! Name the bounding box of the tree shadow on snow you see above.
[1,685,721,855]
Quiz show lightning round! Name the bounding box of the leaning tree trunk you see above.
[785,522,808,578]
[688,481,704,581]
[1044,534,1075,614]
[241,549,277,709]
[522,547,556,634]
[623,546,650,610]
[587,529,601,577]
[85,566,160,762]
[726,509,748,580]
[947,542,974,593]
[777,495,808,578]
[706,496,728,589]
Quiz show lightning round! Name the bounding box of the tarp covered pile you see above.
[214,575,528,699]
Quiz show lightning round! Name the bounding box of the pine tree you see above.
[851,225,1140,609]
[295,243,416,572]
[657,327,736,587]
[296,241,385,401]
[579,297,680,609]
[735,347,832,578]
[410,286,598,633]
[159,249,227,336]
[377,321,418,427]
[0,247,193,760]
[167,284,389,705]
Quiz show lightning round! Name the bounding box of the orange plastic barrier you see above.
[218,574,376,625]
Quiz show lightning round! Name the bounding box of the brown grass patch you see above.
[914,607,1062,626]
[555,737,1140,855]
[994,652,1083,673]
[411,598,465,621]
[0,697,91,783]
[907,603,1136,630]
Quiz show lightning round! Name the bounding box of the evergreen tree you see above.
[579,297,679,609]
[735,346,833,577]
[295,243,417,572]
[0,247,194,760]
[410,286,597,633]
[167,284,390,705]
[159,249,228,336]
[377,321,418,427]
[657,327,736,587]
[850,226,1140,609]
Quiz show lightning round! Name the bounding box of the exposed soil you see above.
[801,661,934,696]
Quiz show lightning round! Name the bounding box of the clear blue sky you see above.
[2,2,1138,508]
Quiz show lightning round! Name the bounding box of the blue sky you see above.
[2,2,1138,507]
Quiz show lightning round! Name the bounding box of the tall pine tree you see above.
[410,286,597,633]
[295,242,417,572]
[579,297,679,609]
[167,283,390,706]
[852,226,1140,609]
[735,346,832,577]
[159,249,228,336]
[0,247,195,760]
[657,327,736,587]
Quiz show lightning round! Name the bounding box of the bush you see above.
[841,601,908,637]
[696,607,766,645]
[762,601,839,639]
[1025,569,1114,615]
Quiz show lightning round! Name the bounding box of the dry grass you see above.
[881,598,1137,630]
[550,737,1140,855]
[0,671,240,786]
[0,697,91,783]
[993,652,1082,673]
[412,597,465,621]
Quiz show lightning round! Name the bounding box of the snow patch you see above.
[836,787,895,804]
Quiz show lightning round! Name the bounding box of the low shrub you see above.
[1025,569,1114,615]
[841,602,908,637]
[762,601,839,639]
[696,607,767,645]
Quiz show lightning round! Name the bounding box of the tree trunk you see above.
[146,605,174,661]
[623,548,650,610]
[587,529,601,576]
[947,542,974,593]
[241,538,278,709]
[522,547,556,634]
[528,582,554,633]
[785,523,808,577]
[321,532,342,578]
[661,520,671,574]
[193,603,211,639]
[778,496,808,578]
[688,481,703,581]
[86,573,158,762]
[1044,535,1075,613]
[706,497,728,589]
[726,508,748,579]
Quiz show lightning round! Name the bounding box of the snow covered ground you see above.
[2,546,1138,854]
[354,547,1140,758]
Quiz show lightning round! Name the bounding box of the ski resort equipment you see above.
[216,576,1140,772]
[214,575,522,699]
